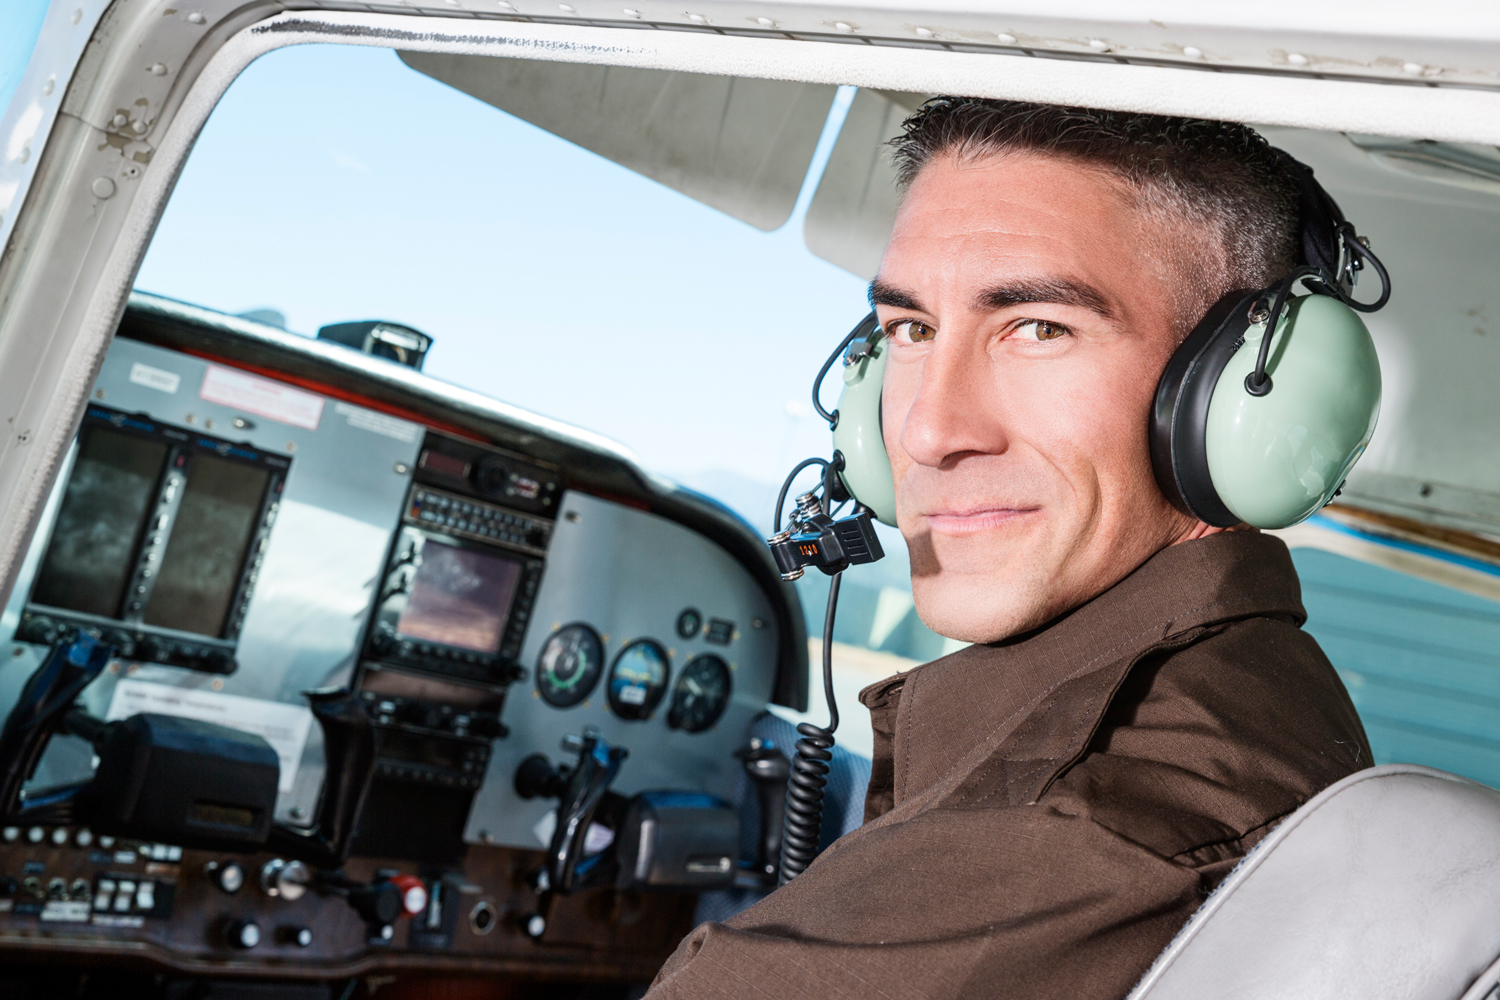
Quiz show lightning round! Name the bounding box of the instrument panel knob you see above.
[207,861,245,895]
[260,858,310,901]
[225,918,261,950]
[279,924,314,948]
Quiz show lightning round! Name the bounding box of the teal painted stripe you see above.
[1305,512,1500,581]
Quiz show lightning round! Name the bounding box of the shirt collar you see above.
[859,531,1306,814]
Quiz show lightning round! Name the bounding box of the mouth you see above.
[922,507,1040,536]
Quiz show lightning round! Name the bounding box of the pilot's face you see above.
[875,151,1204,644]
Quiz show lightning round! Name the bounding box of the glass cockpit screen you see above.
[144,453,272,637]
[396,539,523,653]
[22,406,289,673]
[30,425,169,618]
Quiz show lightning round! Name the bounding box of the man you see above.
[648,99,1371,999]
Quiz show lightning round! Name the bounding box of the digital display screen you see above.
[145,453,270,637]
[396,538,521,653]
[31,427,168,618]
[377,727,468,770]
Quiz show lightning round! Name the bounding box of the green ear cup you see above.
[831,333,897,526]
[1206,294,1381,528]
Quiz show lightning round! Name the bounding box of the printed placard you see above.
[334,401,419,443]
[128,362,181,394]
[105,679,314,793]
[200,365,324,431]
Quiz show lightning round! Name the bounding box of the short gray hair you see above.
[888,98,1303,313]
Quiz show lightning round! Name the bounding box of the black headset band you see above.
[1150,288,1261,527]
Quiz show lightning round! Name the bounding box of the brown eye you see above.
[893,320,936,343]
[1014,320,1068,342]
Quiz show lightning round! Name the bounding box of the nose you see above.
[895,336,1009,470]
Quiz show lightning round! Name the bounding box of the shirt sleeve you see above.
[645,803,1207,1000]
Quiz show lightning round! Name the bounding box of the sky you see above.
[137,45,874,518]
[0,2,49,115]
[138,41,916,592]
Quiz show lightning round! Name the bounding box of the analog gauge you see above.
[607,639,670,721]
[536,624,604,708]
[676,607,702,639]
[667,654,732,733]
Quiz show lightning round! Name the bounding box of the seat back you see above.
[1129,764,1500,1000]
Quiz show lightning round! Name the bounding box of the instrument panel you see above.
[0,293,804,988]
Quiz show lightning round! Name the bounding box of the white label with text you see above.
[128,362,181,394]
[200,365,323,431]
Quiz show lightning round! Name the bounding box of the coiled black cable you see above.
[773,457,831,534]
[778,570,841,885]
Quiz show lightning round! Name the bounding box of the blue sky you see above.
[0,2,50,114]
[138,46,875,518]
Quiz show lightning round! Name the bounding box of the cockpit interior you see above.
[0,287,806,993]
[6,2,1500,998]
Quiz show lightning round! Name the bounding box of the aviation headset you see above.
[817,150,1391,531]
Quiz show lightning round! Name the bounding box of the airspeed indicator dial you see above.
[536,624,604,708]
[667,654,732,733]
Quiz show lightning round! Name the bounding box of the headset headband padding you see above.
[1272,150,1347,276]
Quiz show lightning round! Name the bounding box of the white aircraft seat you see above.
[1128,763,1500,1000]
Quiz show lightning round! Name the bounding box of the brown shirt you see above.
[647,532,1371,1000]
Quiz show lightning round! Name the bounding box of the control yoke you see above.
[0,631,113,819]
[514,729,629,939]
[267,686,377,869]
[737,738,790,886]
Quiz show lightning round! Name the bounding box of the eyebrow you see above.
[868,276,1115,320]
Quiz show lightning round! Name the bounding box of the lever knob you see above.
[349,879,403,927]
[514,753,565,800]
[390,875,428,917]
